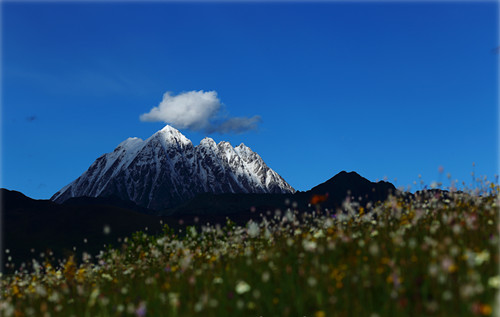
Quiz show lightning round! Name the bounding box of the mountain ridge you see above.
[51,125,294,210]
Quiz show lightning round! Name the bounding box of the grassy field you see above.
[0,185,498,316]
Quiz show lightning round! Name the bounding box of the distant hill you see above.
[304,171,396,207]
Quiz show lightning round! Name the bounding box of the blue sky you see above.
[1,2,498,199]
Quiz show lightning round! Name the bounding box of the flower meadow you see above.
[0,185,498,316]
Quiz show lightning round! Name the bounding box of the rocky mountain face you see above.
[51,125,295,210]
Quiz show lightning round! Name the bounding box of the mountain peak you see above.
[117,137,144,150]
[308,170,396,205]
[52,126,295,210]
[200,137,216,145]
[332,170,362,179]
[217,140,233,147]
[160,124,180,133]
[236,143,249,149]
[153,125,192,148]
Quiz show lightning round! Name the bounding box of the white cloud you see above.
[140,90,220,130]
[140,90,260,134]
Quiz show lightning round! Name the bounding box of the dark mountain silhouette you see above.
[304,171,396,207]
[1,189,164,272]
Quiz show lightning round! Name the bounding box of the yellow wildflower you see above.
[481,304,492,315]
[63,256,77,282]
[448,264,458,273]
[75,268,86,283]
[12,285,20,297]
[315,311,326,317]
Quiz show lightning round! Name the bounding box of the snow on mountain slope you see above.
[51,125,295,210]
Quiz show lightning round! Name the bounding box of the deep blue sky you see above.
[2,2,498,199]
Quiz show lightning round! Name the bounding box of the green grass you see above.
[1,185,498,317]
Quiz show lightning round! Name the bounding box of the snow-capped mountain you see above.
[51,125,295,210]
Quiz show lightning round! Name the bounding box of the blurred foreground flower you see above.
[235,280,251,294]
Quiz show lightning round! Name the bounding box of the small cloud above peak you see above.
[140,90,260,135]
[140,91,219,131]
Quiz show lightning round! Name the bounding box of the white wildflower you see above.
[235,280,251,294]
[302,240,317,252]
[247,221,260,238]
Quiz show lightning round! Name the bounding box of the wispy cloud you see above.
[140,90,261,134]
[206,116,261,134]
[7,63,150,97]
